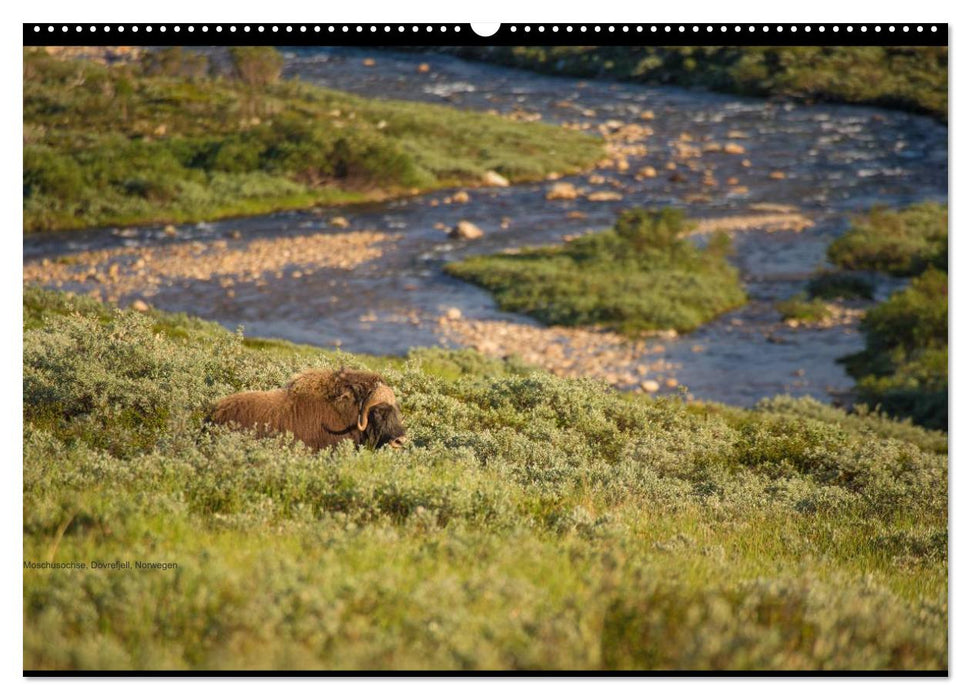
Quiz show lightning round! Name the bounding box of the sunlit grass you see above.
[23,287,946,670]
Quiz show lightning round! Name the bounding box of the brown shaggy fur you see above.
[209,369,405,450]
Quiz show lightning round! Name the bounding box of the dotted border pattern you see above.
[23,23,947,46]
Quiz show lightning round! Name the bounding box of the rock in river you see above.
[449,221,484,240]
[546,182,579,200]
[482,170,509,187]
[587,191,623,202]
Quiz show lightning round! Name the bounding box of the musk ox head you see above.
[287,368,407,449]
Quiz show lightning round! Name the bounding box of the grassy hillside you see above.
[23,47,603,232]
[446,208,747,335]
[23,286,946,671]
[446,46,948,120]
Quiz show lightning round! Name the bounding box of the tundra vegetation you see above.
[23,47,603,232]
[446,208,747,335]
[827,203,948,431]
[827,202,948,277]
[843,267,948,431]
[24,286,946,671]
[445,46,948,121]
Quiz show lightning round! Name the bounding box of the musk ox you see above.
[209,368,406,450]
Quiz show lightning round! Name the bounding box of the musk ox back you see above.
[209,368,406,450]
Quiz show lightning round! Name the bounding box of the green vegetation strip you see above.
[24,286,945,670]
[826,203,948,431]
[23,47,603,232]
[828,202,948,277]
[446,208,747,335]
[446,46,948,120]
[843,267,948,431]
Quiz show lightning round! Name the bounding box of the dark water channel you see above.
[24,47,948,407]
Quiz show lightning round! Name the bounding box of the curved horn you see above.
[357,384,397,432]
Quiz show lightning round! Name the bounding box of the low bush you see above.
[827,203,948,277]
[842,268,948,431]
[824,202,948,431]
[775,295,832,324]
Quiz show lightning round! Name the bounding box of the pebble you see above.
[586,191,623,202]
[131,299,150,313]
[723,142,746,155]
[636,166,657,178]
[330,216,350,228]
[452,191,469,204]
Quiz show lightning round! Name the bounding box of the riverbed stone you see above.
[482,171,509,187]
[449,221,484,240]
[587,191,623,202]
[546,182,579,200]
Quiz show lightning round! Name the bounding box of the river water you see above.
[24,47,948,407]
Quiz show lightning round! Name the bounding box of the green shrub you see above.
[775,295,832,323]
[228,47,284,87]
[446,208,747,335]
[828,203,948,276]
[842,268,947,430]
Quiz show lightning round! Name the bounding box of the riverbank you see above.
[441,46,948,121]
[24,287,947,670]
[23,47,603,233]
[23,228,393,306]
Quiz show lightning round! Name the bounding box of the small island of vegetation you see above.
[446,208,747,335]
